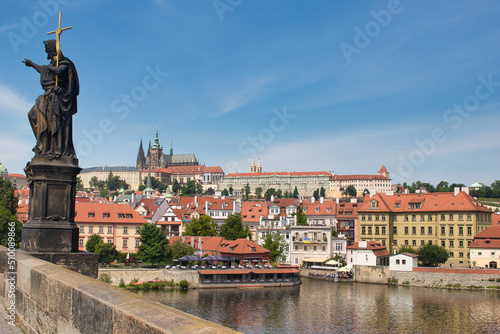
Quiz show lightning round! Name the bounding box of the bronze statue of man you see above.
[23,39,79,160]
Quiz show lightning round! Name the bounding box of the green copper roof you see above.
[0,164,7,173]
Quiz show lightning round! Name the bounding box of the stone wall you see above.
[0,247,238,334]
[353,265,391,284]
[391,268,500,289]
[99,268,200,287]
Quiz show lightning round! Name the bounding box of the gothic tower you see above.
[250,157,256,173]
[256,159,262,173]
[136,139,146,169]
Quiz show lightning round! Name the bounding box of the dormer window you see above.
[118,214,124,219]
[371,200,378,208]
[126,214,132,219]
[88,212,95,218]
[251,247,256,252]
[103,213,110,219]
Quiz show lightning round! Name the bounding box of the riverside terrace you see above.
[197,267,301,287]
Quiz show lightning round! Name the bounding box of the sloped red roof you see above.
[241,201,267,222]
[226,171,330,178]
[300,199,336,216]
[218,238,270,256]
[75,202,147,224]
[470,227,500,249]
[378,165,389,174]
[336,202,360,219]
[330,174,390,181]
[169,236,224,252]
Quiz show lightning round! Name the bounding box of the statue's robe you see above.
[28,56,79,159]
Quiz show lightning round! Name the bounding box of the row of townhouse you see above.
[357,188,494,267]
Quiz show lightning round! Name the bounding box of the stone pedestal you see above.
[24,251,99,278]
[21,156,81,252]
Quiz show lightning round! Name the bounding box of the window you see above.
[103,213,110,219]
[459,240,464,248]
[381,226,386,235]
[136,239,140,248]
[295,245,299,250]
[467,214,472,221]
[428,240,432,245]
[381,215,386,221]
[393,226,397,235]
[449,240,454,247]
[375,215,380,221]
[361,227,366,235]
[404,227,409,235]
[402,260,406,265]
[126,214,133,219]
[361,215,366,221]
[322,246,326,251]
[449,214,454,221]
[441,214,445,221]
[368,227,372,235]
[421,240,425,246]
[412,240,417,246]
[404,215,409,222]
[394,216,398,222]
[313,246,317,251]
[420,215,425,221]
[441,226,446,235]
[458,214,463,221]
[79,226,84,233]
[428,227,432,235]
[368,215,372,221]
[107,226,113,234]
[393,240,397,246]
[478,252,482,256]
[98,226,103,234]
[412,227,416,235]
[441,240,446,247]
[459,252,464,258]
[467,226,472,235]
[79,239,83,247]
[459,227,463,235]
[304,245,308,251]
[118,214,124,219]
[449,226,454,235]
[395,202,400,208]
[449,252,454,258]
[123,239,127,248]
[295,258,299,264]
[428,215,433,221]
[136,227,140,235]
[412,215,416,222]
[107,239,112,244]
[375,226,379,235]
[405,240,409,245]
[421,227,425,235]
[88,226,93,234]
[396,259,400,264]
[123,226,128,234]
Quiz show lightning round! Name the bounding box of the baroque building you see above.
[136,129,198,170]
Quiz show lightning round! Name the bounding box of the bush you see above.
[119,278,125,288]
[179,280,189,289]
[98,273,112,284]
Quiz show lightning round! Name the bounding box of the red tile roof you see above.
[358,191,493,213]
[336,202,360,219]
[169,236,224,252]
[217,238,270,257]
[330,174,390,181]
[9,173,26,179]
[134,198,164,218]
[241,201,267,222]
[378,165,389,174]
[75,203,147,224]
[300,199,336,216]
[470,226,500,249]
[347,241,390,257]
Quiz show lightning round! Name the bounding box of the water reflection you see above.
[138,279,500,334]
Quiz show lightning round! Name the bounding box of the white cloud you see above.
[0,83,32,117]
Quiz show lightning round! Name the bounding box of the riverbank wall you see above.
[0,247,238,334]
[99,268,200,287]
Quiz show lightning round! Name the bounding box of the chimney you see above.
[462,187,469,195]
[311,197,315,204]
[336,198,339,204]
[198,236,202,250]
[271,195,275,201]
[454,187,460,196]
[194,195,198,205]
[370,188,376,198]
[320,197,324,204]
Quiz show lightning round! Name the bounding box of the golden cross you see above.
[47,12,72,86]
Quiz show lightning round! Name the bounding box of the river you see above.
[138,279,500,333]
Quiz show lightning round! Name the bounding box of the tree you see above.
[95,242,118,263]
[203,187,215,196]
[195,183,203,195]
[172,179,181,195]
[138,223,169,266]
[293,207,308,226]
[436,181,449,192]
[99,189,109,198]
[181,180,197,196]
[229,186,233,195]
[0,178,18,218]
[313,189,319,201]
[292,187,299,199]
[169,239,195,260]
[283,190,291,198]
[397,245,418,254]
[221,188,229,196]
[264,188,276,200]
[343,185,357,197]
[262,231,288,263]
[320,187,326,198]
[244,183,250,200]
[183,215,218,237]
[76,177,83,191]
[219,213,252,240]
[85,234,103,253]
[276,189,283,198]
[255,187,263,199]
[417,243,449,267]
[89,176,99,189]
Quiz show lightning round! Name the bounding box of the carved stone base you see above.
[19,250,99,278]
[21,156,82,253]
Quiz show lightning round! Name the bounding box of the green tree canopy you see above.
[181,180,200,196]
[219,213,252,240]
[0,178,18,215]
[183,215,218,237]
[244,183,250,200]
[262,231,288,263]
[292,187,299,199]
[397,245,418,254]
[95,242,118,263]
[169,239,195,260]
[221,188,229,196]
[276,189,283,198]
[85,234,103,253]
[172,179,181,194]
[343,185,357,197]
[417,243,449,267]
[294,207,308,226]
[203,187,215,195]
[255,187,263,199]
[138,223,169,266]
[264,188,276,200]
[0,207,22,249]
[320,187,326,198]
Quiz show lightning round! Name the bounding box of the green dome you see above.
[0,164,8,173]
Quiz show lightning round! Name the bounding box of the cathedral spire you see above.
[170,138,173,156]
[152,127,162,149]
[136,138,145,169]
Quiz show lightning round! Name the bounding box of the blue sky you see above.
[0,0,499,187]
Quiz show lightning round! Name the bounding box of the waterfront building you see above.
[336,200,360,242]
[218,238,271,264]
[289,225,333,266]
[389,252,419,271]
[301,197,336,227]
[469,226,500,269]
[328,165,392,198]
[241,201,268,241]
[357,188,493,267]
[157,207,183,238]
[346,240,390,266]
[75,202,148,252]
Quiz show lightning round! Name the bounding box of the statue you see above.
[23,13,77,160]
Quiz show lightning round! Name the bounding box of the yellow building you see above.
[357,189,493,267]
